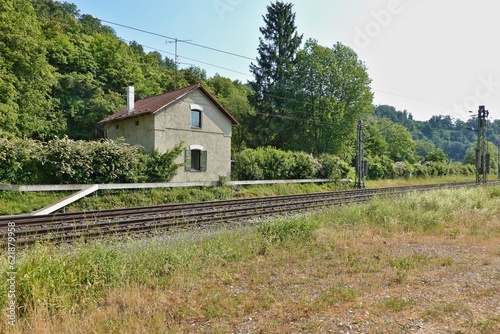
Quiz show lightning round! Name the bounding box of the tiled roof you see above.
[99,83,239,125]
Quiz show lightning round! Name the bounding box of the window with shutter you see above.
[184,150,191,171]
[200,150,207,171]
[185,147,207,172]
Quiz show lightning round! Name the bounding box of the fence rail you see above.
[0,179,349,215]
[0,179,349,192]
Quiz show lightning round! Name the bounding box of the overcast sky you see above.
[66,0,500,121]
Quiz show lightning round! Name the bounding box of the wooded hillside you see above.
[1,0,497,167]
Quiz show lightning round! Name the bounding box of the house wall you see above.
[104,88,234,183]
[154,89,233,182]
[103,114,155,151]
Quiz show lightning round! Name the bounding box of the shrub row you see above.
[233,147,354,181]
[233,147,475,182]
[0,137,182,184]
[366,155,475,180]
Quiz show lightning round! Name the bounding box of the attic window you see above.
[191,110,201,128]
[134,120,139,126]
[190,104,203,129]
[115,124,119,130]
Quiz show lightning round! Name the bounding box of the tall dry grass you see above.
[1,186,499,333]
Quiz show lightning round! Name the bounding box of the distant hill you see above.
[374,105,500,162]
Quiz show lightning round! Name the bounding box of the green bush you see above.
[234,147,313,180]
[144,145,184,182]
[392,161,413,178]
[233,148,349,181]
[260,147,294,179]
[316,154,354,180]
[365,156,475,180]
[411,161,475,179]
[290,151,316,179]
[233,147,265,180]
[412,163,429,178]
[0,138,43,184]
[0,137,182,184]
[365,155,393,180]
[41,137,146,184]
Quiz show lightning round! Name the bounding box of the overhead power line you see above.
[100,19,448,114]
[100,19,254,61]
[372,88,449,109]
[182,40,254,61]
[124,40,252,78]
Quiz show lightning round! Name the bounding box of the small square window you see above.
[191,110,201,128]
[134,121,139,126]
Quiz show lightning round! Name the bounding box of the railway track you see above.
[0,181,492,247]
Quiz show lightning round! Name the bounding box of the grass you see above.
[0,184,499,333]
[377,296,416,312]
[0,191,71,215]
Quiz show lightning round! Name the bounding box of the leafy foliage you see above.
[0,0,196,140]
[316,154,355,180]
[205,75,254,152]
[0,138,182,184]
[285,40,373,157]
[0,138,43,184]
[0,0,61,139]
[145,146,184,183]
[374,105,500,165]
[233,147,352,181]
[0,0,493,183]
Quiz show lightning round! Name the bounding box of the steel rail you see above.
[0,181,474,226]
[0,181,493,247]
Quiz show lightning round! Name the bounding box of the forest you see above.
[1,0,499,182]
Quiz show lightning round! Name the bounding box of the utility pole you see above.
[355,120,366,189]
[475,105,489,185]
[497,140,500,178]
[174,38,178,90]
[166,38,191,90]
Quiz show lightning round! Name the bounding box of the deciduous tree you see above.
[0,0,61,139]
[285,40,373,158]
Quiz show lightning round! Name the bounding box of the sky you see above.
[64,0,500,122]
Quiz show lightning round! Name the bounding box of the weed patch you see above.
[257,217,319,254]
[378,296,416,312]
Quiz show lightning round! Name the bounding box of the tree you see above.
[463,141,498,175]
[365,118,417,163]
[415,140,436,158]
[284,40,373,158]
[365,119,389,158]
[206,75,254,152]
[249,1,302,148]
[0,0,62,139]
[424,149,448,163]
[384,122,417,163]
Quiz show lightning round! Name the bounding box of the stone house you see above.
[99,83,238,183]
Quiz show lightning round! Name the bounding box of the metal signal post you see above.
[355,120,366,189]
[475,105,489,185]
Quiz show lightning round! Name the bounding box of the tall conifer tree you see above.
[249,2,302,148]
